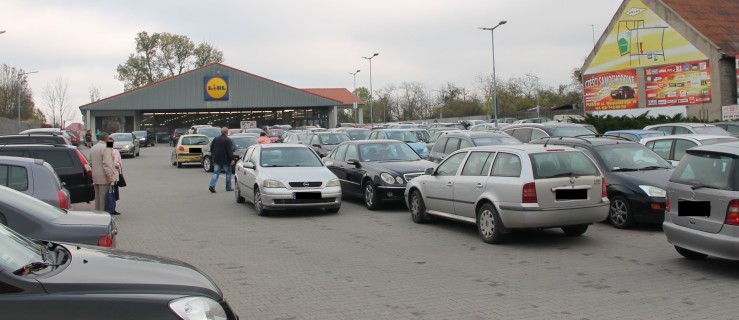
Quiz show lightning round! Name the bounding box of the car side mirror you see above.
[323,161,334,167]
[242,162,255,169]
[312,144,321,148]
[424,167,435,175]
[347,159,361,168]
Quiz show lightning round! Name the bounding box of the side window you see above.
[33,150,74,168]
[0,150,29,158]
[333,144,348,161]
[653,126,672,134]
[432,137,447,152]
[674,126,691,134]
[530,129,548,141]
[650,139,673,160]
[459,139,472,149]
[461,152,494,176]
[511,128,532,143]
[0,165,6,186]
[0,165,29,191]
[345,145,359,161]
[368,132,377,139]
[436,152,467,176]
[491,153,522,177]
[243,147,255,163]
[623,133,638,142]
[673,139,697,161]
[443,138,460,154]
[573,146,598,164]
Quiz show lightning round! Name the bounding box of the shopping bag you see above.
[104,185,116,214]
[117,173,127,187]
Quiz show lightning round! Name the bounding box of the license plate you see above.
[293,192,321,200]
[189,148,202,153]
[556,189,587,200]
[678,200,711,217]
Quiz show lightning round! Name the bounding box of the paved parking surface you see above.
[75,145,739,320]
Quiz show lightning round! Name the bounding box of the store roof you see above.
[301,88,364,106]
[664,0,739,56]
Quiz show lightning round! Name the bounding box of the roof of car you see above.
[0,143,75,149]
[260,143,310,149]
[604,129,665,135]
[503,123,587,129]
[529,136,639,146]
[461,144,577,153]
[687,141,739,154]
[345,139,405,145]
[441,131,511,138]
[640,134,736,142]
[0,156,45,165]
[644,122,718,128]
[180,134,208,138]
[713,122,739,125]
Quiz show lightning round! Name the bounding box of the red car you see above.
[610,86,636,99]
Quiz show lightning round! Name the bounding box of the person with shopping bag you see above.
[109,137,124,215]
[90,133,117,212]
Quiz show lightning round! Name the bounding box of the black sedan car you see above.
[530,137,674,228]
[132,130,156,147]
[324,140,435,210]
[0,222,238,320]
[0,186,116,247]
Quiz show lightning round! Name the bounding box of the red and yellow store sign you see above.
[584,70,638,111]
[204,76,229,101]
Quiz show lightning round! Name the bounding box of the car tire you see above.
[176,161,182,168]
[608,195,635,229]
[325,207,340,214]
[409,190,429,224]
[674,246,708,260]
[171,154,176,166]
[254,187,269,216]
[477,203,505,244]
[203,156,213,172]
[363,181,382,210]
[136,148,140,157]
[561,224,589,236]
[235,180,245,203]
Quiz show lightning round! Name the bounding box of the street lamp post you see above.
[362,53,378,127]
[480,21,507,126]
[349,69,361,123]
[526,74,541,117]
[17,71,38,127]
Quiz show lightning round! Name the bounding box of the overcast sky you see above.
[3,0,623,124]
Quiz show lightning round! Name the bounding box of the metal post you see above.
[17,71,38,127]
[362,53,379,127]
[350,70,360,124]
[480,21,506,127]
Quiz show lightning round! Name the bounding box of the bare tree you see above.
[42,78,72,128]
[88,85,101,102]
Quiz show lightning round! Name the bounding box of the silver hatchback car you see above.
[234,144,342,215]
[663,141,739,260]
[405,145,610,244]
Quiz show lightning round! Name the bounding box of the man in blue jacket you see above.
[209,127,235,193]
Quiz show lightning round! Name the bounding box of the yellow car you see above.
[171,134,209,168]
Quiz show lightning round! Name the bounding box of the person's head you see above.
[260,132,267,137]
[99,132,109,142]
[221,127,228,136]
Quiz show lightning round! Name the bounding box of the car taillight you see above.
[601,177,607,198]
[97,234,113,247]
[665,194,670,213]
[76,150,92,179]
[178,146,185,151]
[57,190,70,209]
[522,182,537,203]
[725,200,739,226]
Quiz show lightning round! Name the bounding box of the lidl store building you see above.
[582,0,739,121]
[79,63,364,133]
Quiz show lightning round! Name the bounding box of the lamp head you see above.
[373,53,379,57]
[499,20,507,25]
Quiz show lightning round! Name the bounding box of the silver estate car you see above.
[405,145,610,244]
[234,144,342,215]
[663,141,739,260]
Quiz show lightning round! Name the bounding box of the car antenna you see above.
[543,137,552,147]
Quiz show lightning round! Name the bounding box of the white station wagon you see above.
[405,144,610,244]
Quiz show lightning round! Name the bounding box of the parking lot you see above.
[75,145,739,320]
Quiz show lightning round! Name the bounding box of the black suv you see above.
[0,144,94,203]
[427,131,521,163]
[0,134,71,146]
[132,130,156,147]
[529,136,674,228]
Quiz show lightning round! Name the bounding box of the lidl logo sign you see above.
[204,76,229,101]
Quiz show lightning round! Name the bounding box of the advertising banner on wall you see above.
[584,70,638,111]
[722,105,739,121]
[736,55,739,104]
[644,60,711,107]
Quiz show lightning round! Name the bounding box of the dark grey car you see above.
[428,131,521,163]
[0,185,116,247]
[0,222,239,320]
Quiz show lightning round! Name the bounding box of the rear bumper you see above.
[261,187,342,210]
[177,154,201,163]
[663,218,739,260]
[497,201,610,228]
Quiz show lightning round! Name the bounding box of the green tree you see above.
[115,31,224,91]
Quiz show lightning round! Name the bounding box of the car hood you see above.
[321,144,339,151]
[38,244,223,300]
[609,168,674,189]
[52,210,111,227]
[262,167,338,182]
[364,160,435,174]
[113,141,134,147]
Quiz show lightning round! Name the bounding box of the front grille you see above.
[404,172,424,182]
[288,181,323,188]
[274,198,336,204]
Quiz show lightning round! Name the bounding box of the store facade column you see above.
[328,105,338,128]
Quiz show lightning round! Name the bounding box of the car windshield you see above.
[0,223,42,272]
[132,131,147,137]
[359,142,421,162]
[110,133,133,142]
[551,126,596,137]
[260,148,323,167]
[694,126,731,136]
[232,137,258,149]
[0,187,66,222]
[473,136,521,146]
[640,133,665,139]
[346,130,370,140]
[267,129,284,137]
[198,128,221,137]
[530,151,600,179]
[319,134,350,145]
[386,131,419,143]
[174,128,188,134]
[596,144,672,171]
[701,138,738,146]
[671,152,736,191]
[181,136,210,145]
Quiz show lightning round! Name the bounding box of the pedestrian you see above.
[95,129,102,142]
[85,130,93,148]
[109,137,123,215]
[208,127,236,193]
[257,131,271,144]
[90,132,117,212]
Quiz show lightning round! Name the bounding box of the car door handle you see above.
[446,182,453,187]
[475,183,483,188]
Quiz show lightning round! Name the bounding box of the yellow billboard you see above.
[585,0,707,74]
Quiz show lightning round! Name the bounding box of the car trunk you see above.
[535,176,603,210]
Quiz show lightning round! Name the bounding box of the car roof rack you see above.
[575,133,632,142]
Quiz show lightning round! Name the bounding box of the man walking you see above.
[90,132,117,211]
[209,127,236,193]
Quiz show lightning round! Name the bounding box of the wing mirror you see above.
[312,144,321,148]
[424,167,434,175]
[242,161,255,169]
[346,159,361,168]
[323,160,334,167]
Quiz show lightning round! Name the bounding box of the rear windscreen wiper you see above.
[611,167,639,172]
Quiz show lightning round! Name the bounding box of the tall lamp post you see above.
[362,53,379,127]
[17,71,38,126]
[526,74,541,118]
[349,69,361,123]
[480,21,506,126]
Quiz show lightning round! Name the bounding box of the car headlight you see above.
[326,178,340,187]
[639,185,666,197]
[121,145,129,151]
[395,176,404,184]
[381,172,397,184]
[169,296,227,320]
[263,179,286,188]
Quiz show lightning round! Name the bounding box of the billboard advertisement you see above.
[736,55,739,104]
[644,60,711,107]
[584,70,638,111]
[585,0,707,75]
